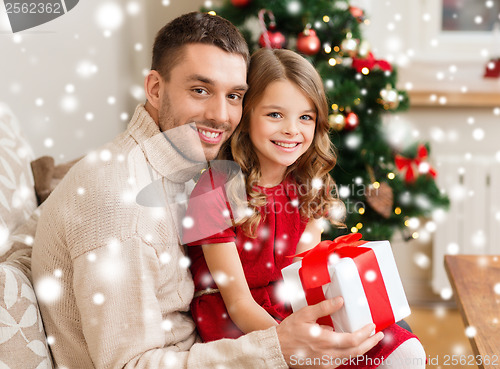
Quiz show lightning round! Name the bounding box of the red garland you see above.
[395,144,437,183]
[352,52,392,73]
[291,233,395,331]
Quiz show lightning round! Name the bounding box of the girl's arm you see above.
[202,242,278,333]
[293,218,324,262]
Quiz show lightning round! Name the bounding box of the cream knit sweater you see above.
[32,105,288,369]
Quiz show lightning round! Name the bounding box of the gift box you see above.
[281,233,411,333]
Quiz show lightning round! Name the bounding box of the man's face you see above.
[158,43,248,162]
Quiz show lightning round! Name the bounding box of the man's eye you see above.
[268,112,282,118]
[193,88,208,95]
[228,93,241,101]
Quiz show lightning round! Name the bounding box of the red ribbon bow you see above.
[395,144,437,183]
[352,52,392,73]
[292,233,366,289]
[291,233,395,331]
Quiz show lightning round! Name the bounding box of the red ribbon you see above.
[291,233,395,331]
[395,144,437,183]
[352,52,392,73]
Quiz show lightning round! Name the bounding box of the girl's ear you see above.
[144,70,163,110]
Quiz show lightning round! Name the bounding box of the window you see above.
[413,0,499,62]
[442,0,500,32]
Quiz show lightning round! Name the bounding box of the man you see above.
[32,12,382,368]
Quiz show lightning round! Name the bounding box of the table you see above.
[444,255,500,369]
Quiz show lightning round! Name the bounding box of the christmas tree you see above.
[203,0,449,241]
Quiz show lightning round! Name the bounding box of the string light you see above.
[333,46,340,52]
[324,45,332,53]
[208,10,216,15]
[361,67,370,75]
[412,232,419,239]
[323,15,330,22]
[387,172,395,180]
[356,222,363,229]
[359,207,365,215]
[351,227,358,233]
[328,58,337,66]
[372,181,380,189]
[394,207,401,215]
[331,103,339,110]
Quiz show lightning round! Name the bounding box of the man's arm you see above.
[72,235,382,369]
[72,235,288,369]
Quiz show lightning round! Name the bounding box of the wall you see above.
[0,0,205,162]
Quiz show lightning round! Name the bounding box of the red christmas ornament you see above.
[297,28,321,56]
[344,112,359,131]
[259,27,286,49]
[231,0,251,7]
[258,9,286,49]
[484,58,500,78]
[349,6,365,22]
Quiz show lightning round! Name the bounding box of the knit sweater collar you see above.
[127,104,207,183]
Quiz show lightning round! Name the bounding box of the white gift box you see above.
[281,240,411,333]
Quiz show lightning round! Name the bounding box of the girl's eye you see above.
[268,112,282,119]
[300,114,314,121]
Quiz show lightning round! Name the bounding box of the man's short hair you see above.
[151,12,250,81]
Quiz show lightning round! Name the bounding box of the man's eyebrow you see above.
[186,74,248,92]
[187,74,213,84]
[234,84,248,92]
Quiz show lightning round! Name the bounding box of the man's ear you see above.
[144,70,163,110]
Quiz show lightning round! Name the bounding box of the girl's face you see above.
[249,79,316,179]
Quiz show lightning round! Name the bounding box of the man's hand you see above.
[276,297,384,369]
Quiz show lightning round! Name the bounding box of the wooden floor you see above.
[407,304,475,369]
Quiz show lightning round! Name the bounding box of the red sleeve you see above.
[182,169,236,246]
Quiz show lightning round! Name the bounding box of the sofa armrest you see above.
[0,261,53,368]
[0,205,42,277]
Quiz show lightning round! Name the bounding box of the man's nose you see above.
[205,95,229,125]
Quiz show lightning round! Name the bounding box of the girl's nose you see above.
[282,119,299,136]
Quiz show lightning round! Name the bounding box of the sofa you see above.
[0,102,415,368]
[0,103,54,368]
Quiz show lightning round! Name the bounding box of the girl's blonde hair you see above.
[219,48,344,237]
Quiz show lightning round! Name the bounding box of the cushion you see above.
[0,103,37,258]
[31,156,81,205]
[0,262,53,369]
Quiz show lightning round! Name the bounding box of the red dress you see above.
[184,169,420,368]
[185,170,307,342]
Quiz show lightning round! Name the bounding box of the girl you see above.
[183,48,424,369]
